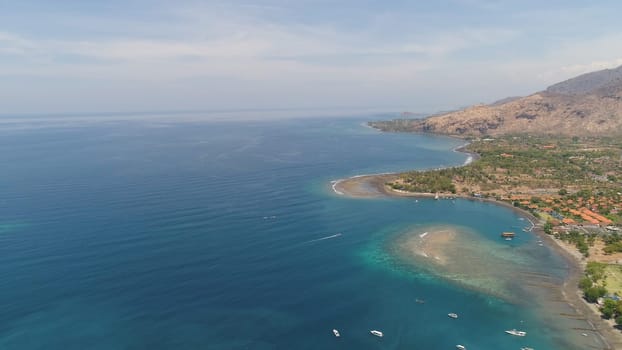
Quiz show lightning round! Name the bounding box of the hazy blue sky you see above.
[2,0,622,114]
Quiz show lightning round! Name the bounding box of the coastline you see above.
[453,143,480,165]
[331,149,622,349]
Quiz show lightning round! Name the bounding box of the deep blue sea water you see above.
[0,116,593,349]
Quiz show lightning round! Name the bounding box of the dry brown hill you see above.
[373,65,622,137]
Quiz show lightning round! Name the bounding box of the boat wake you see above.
[304,233,342,244]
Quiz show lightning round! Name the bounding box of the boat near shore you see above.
[329,140,622,350]
[505,329,526,337]
[370,330,383,337]
[501,232,516,239]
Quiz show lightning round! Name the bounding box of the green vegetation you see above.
[580,262,606,303]
[389,168,456,193]
[600,298,621,320]
[466,135,622,198]
[372,126,622,327]
[603,233,622,254]
[585,286,607,303]
[603,264,622,298]
[586,261,607,281]
[579,262,622,326]
[555,230,594,257]
[387,134,622,225]
[543,221,553,235]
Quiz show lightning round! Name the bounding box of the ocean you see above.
[0,115,595,349]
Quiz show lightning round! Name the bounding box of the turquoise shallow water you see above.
[0,115,590,349]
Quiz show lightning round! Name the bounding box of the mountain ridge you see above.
[372,65,622,136]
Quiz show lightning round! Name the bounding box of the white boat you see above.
[448,313,458,319]
[370,330,383,337]
[520,347,534,350]
[456,345,466,350]
[505,329,526,337]
[332,329,340,337]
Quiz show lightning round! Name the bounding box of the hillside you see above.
[371,65,622,137]
[546,65,622,95]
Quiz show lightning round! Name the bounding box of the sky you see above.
[1,0,622,115]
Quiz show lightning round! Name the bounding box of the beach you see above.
[333,173,622,349]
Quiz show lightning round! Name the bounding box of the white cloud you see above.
[0,31,36,54]
[0,22,520,84]
[1,2,622,114]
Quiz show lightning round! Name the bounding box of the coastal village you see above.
[388,135,622,224]
[379,133,622,328]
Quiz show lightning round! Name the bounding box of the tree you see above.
[584,286,607,303]
[558,188,568,195]
[579,276,593,291]
[544,221,553,235]
[601,299,617,319]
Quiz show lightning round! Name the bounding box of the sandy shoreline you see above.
[332,172,622,349]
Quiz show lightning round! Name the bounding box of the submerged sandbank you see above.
[333,174,622,349]
[392,224,542,300]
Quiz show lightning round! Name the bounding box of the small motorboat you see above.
[505,329,527,337]
[520,347,534,350]
[448,313,458,319]
[370,330,383,337]
[456,345,466,350]
[332,329,340,337]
